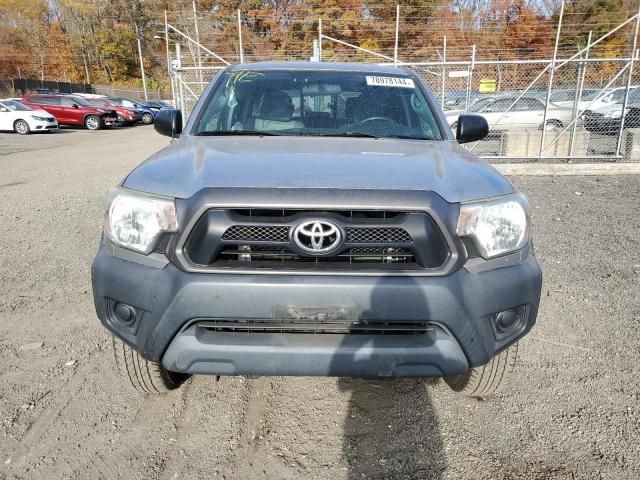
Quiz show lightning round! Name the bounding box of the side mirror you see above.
[72,104,79,109]
[154,109,182,138]
[455,114,489,144]
[0,107,8,112]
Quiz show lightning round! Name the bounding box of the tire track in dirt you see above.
[2,358,121,479]
[229,377,282,480]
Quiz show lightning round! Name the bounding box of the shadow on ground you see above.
[340,378,445,479]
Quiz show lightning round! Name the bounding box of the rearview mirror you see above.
[154,109,182,138]
[455,114,489,144]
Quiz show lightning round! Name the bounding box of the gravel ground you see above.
[0,126,639,480]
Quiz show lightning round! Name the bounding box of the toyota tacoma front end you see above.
[92,62,541,397]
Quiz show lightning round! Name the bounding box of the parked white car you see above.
[0,99,58,134]
[549,89,600,110]
[446,96,573,131]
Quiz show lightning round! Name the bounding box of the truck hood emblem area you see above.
[292,220,343,255]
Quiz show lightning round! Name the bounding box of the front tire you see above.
[14,119,30,135]
[542,119,563,131]
[141,112,154,124]
[445,343,518,398]
[85,115,101,130]
[112,336,189,393]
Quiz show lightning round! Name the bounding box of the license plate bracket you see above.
[272,305,358,321]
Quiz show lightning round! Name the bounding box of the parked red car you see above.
[80,97,141,126]
[21,95,118,130]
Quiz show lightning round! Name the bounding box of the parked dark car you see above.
[92,62,541,398]
[108,97,155,124]
[583,89,640,134]
[21,94,117,130]
[140,100,173,110]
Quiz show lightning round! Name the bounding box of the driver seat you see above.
[254,91,303,131]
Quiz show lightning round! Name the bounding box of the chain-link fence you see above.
[164,3,640,162]
[409,56,640,161]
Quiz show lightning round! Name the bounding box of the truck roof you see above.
[230,61,411,75]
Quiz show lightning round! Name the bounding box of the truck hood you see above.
[122,136,513,203]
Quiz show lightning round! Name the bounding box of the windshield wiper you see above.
[385,134,436,141]
[307,132,434,140]
[196,130,281,136]
[307,132,381,139]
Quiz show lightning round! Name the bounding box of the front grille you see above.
[218,245,415,264]
[462,238,480,258]
[346,227,411,243]
[198,319,433,335]
[222,225,289,242]
[220,225,412,244]
[154,232,173,254]
[183,208,450,271]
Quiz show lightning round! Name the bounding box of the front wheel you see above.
[85,115,101,130]
[445,343,518,398]
[542,119,563,131]
[112,336,189,393]
[14,119,30,135]
[141,112,154,124]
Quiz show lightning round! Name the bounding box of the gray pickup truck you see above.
[92,62,541,398]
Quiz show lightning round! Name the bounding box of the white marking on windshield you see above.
[366,76,415,88]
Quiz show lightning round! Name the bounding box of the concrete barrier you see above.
[622,128,640,162]
[501,128,590,158]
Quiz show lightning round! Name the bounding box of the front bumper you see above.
[30,119,58,131]
[583,115,622,134]
[92,242,542,378]
[101,115,118,126]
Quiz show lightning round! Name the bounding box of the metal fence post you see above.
[238,9,244,64]
[393,5,400,67]
[176,43,184,112]
[164,10,175,105]
[441,36,446,107]
[137,38,148,101]
[616,7,640,157]
[540,0,565,159]
[465,45,475,114]
[569,31,591,157]
[192,0,203,93]
[318,18,322,62]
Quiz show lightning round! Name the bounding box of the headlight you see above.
[457,196,529,259]
[105,190,178,254]
[31,115,48,121]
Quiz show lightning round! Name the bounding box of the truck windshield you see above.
[194,69,443,140]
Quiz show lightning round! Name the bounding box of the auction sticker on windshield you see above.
[366,76,415,88]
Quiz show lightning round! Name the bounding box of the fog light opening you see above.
[489,305,528,339]
[113,302,136,325]
[496,309,519,333]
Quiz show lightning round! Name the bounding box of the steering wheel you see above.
[357,116,393,125]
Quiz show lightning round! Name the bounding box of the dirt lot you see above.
[1,126,639,480]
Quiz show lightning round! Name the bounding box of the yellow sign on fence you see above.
[479,78,497,94]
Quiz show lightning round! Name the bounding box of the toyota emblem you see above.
[292,220,343,254]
